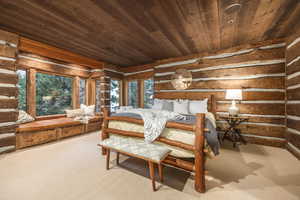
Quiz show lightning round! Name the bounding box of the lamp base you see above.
[228,100,239,116]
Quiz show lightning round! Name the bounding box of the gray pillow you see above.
[162,101,173,112]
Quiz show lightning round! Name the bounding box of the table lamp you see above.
[225,89,242,116]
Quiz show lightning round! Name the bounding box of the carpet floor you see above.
[0,132,299,200]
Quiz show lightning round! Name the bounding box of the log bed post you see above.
[101,108,110,155]
[194,113,206,193]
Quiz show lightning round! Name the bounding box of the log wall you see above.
[154,40,287,148]
[286,33,300,160]
[0,30,19,154]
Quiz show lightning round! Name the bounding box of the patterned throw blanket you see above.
[127,109,185,143]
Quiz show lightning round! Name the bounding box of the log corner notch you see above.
[0,29,19,154]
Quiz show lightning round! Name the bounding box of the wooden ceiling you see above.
[0,0,299,67]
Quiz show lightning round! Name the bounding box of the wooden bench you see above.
[100,135,171,191]
[16,116,102,149]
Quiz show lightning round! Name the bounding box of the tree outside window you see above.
[110,79,120,112]
[17,70,27,111]
[128,81,138,108]
[144,79,154,108]
[36,73,72,116]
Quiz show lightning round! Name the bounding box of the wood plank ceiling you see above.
[0,0,299,67]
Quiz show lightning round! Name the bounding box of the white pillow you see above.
[17,110,35,124]
[65,109,83,118]
[189,98,208,114]
[80,104,95,116]
[152,99,164,110]
[173,100,189,114]
[116,106,133,113]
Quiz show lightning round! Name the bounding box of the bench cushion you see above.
[100,135,171,163]
[17,116,102,132]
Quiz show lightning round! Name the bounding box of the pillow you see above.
[65,109,83,118]
[162,101,173,112]
[189,98,208,114]
[17,110,35,124]
[152,99,164,110]
[116,106,133,113]
[80,104,95,116]
[173,100,189,114]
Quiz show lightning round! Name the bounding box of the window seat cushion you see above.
[17,116,102,133]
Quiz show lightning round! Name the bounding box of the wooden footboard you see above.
[101,108,206,193]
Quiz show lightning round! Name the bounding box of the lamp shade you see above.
[225,89,242,100]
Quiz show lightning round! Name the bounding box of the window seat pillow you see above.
[17,110,35,124]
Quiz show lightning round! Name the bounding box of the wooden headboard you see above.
[154,93,217,116]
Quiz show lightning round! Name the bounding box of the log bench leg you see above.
[116,152,120,165]
[106,148,110,170]
[158,164,163,183]
[148,161,156,191]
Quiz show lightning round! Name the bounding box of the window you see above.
[110,79,120,112]
[95,80,101,113]
[17,70,27,111]
[143,79,154,108]
[36,73,72,116]
[79,79,86,105]
[128,81,138,108]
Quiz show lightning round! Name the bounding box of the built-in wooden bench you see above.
[16,116,102,149]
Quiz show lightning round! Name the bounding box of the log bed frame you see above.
[101,95,216,193]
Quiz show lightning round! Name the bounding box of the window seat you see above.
[16,116,102,149]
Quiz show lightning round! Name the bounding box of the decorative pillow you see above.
[17,110,35,124]
[152,99,164,110]
[173,100,189,114]
[116,106,133,113]
[80,104,95,116]
[189,98,208,114]
[162,101,173,112]
[65,109,83,118]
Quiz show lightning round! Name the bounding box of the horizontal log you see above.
[19,37,103,68]
[0,124,16,134]
[0,44,16,58]
[287,119,300,132]
[155,91,284,101]
[155,48,285,74]
[286,143,300,160]
[163,155,194,172]
[104,70,123,80]
[157,38,285,65]
[218,123,285,138]
[107,116,196,131]
[287,76,300,87]
[0,73,18,84]
[106,128,195,151]
[286,104,300,117]
[90,71,104,78]
[0,111,18,123]
[242,135,286,148]
[125,71,154,80]
[0,145,15,154]
[0,29,19,45]
[286,131,300,150]
[155,77,285,90]
[120,63,155,73]
[286,61,300,75]
[216,114,285,125]
[287,88,300,100]
[0,59,16,71]
[0,87,17,97]
[0,135,15,147]
[17,55,90,78]
[217,104,285,115]
[155,63,285,81]
[286,40,300,63]
[0,99,18,109]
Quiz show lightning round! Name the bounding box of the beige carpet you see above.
[0,132,299,200]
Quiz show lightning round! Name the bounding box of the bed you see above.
[101,95,218,193]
